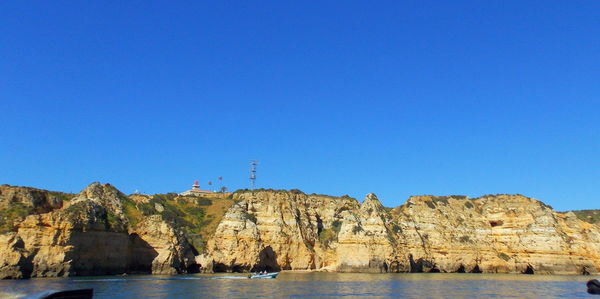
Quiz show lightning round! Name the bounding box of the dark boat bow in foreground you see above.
[588,279,600,295]
[23,288,93,299]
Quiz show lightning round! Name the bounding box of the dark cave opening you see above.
[489,220,504,227]
[470,264,482,273]
[251,246,280,272]
[522,265,534,275]
[316,214,323,235]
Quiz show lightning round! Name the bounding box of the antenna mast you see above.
[250,160,258,189]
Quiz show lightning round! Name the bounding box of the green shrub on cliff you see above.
[152,195,208,243]
[121,197,144,227]
[319,228,337,247]
[391,224,402,234]
[497,252,511,261]
[331,220,342,233]
[60,201,89,220]
[160,203,189,225]
[459,235,472,243]
[197,198,212,206]
[0,187,76,233]
[572,209,600,224]
[352,224,364,234]
[245,213,257,223]
[425,200,436,209]
[47,191,75,203]
[432,197,450,206]
[0,202,32,233]
[189,234,205,253]
[137,201,155,215]
[105,211,119,230]
[149,193,178,204]
[124,193,235,254]
[318,220,343,248]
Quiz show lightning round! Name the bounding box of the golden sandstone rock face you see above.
[0,183,197,279]
[131,215,197,275]
[1,184,599,279]
[203,191,600,275]
[390,195,600,274]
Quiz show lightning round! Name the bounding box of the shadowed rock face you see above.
[202,192,600,275]
[0,183,198,279]
[253,246,279,272]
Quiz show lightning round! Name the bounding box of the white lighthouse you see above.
[179,180,212,196]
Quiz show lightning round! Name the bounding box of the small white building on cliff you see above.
[179,180,213,196]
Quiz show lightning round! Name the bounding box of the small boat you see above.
[249,272,279,279]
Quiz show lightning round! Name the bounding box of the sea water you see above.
[0,272,592,298]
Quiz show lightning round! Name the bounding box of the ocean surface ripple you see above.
[0,272,593,298]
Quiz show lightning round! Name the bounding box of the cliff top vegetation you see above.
[571,209,600,225]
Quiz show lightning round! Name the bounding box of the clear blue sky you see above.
[1,1,599,211]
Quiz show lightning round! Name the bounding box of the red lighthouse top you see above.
[192,180,200,189]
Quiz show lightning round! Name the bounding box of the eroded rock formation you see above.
[202,191,600,275]
[0,183,198,279]
[389,195,600,275]
[1,183,599,278]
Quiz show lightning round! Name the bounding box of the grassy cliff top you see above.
[571,209,600,225]
[122,192,235,253]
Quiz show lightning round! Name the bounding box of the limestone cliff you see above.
[202,191,600,275]
[0,185,72,232]
[389,195,600,275]
[130,215,198,275]
[0,183,199,279]
[204,190,362,272]
[2,184,599,278]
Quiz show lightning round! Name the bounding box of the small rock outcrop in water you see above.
[201,191,600,275]
[1,184,600,278]
[0,183,198,278]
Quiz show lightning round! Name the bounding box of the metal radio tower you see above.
[250,160,258,189]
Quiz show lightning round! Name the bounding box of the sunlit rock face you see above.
[390,194,600,274]
[203,192,600,275]
[205,190,353,272]
[1,184,599,279]
[0,183,198,279]
[335,193,396,273]
[0,185,66,214]
[130,215,198,275]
